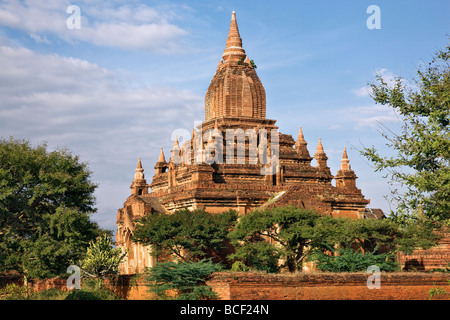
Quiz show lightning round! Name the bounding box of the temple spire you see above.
[295,126,311,159]
[134,157,144,180]
[314,138,331,177]
[158,147,166,163]
[173,136,180,149]
[340,147,351,171]
[222,11,246,63]
[335,147,357,191]
[131,157,148,195]
[315,138,325,155]
[297,126,305,143]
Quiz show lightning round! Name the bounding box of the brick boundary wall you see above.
[206,272,450,300]
[1,272,449,300]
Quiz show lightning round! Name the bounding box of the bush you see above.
[309,247,399,272]
[64,287,120,300]
[0,283,28,300]
[64,278,121,300]
[230,261,250,272]
[29,288,68,300]
[146,259,221,300]
[228,242,281,273]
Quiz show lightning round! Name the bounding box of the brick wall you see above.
[206,272,450,300]
[1,272,448,300]
[398,230,450,271]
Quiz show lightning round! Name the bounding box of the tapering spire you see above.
[170,136,182,164]
[158,147,166,163]
[134,157,144,180]
[295,126,311,159]
[335,147,357,190]
[340,147,351,171]
[315,138,325,155]
[173,136,180,150]
[131,157,148,195]
[297,126,305,143]
[222,11,246,63]
[342,146,348,159]
[314,138,331,175]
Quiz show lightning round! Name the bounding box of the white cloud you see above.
[0,41,203,231]
[351,67,414,98]
[0,1,187,52]
[0,43,203,150]
[349,105,400,129]
[351,86,372,97]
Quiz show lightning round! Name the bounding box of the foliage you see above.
[308,246,399,272]
[320,215,438,255]
[0,279,121,300]
[133,209,238,263]
[0,283,28,300]
[0,138,106,279]
[145,259,221,300]
[250,59,257,69]
[428,281,449,300]
[64,281,122,300]
[228,206,328,272]
[361,42,450,222]
[230,261,250,272]
[229,206,438,272]
[228,242,281,273]
[80,234,126,279]
[29,288,68,300]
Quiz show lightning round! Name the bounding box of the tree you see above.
[361,43,450,222]
[133,209,238,264]
[80,234,126,279]
[230,206,438,272]
[229,206,328,272]
[0,138,106,280]
[308,246,399,272]
[145,259,221,300]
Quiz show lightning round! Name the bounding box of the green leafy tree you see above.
[321,216,436,254]
[361,43,450,222]
[230,206,437,272]
[146,259,221,300]
[0,138,106,280]
[229,206,328,272]
[229,242,281,273]
[133,209,238,264]
[80,234,126,279]
[308,246,399,272]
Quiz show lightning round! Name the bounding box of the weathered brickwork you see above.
[115,11,449,276]
[206,272,450,300]
[399,229,450,271]
[2,272,447,300]
[115,11,381,275]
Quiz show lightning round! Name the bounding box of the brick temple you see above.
[116,12,383,274]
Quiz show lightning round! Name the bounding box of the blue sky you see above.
[0,0,448,233]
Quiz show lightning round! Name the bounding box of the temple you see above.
[115,12,380,274]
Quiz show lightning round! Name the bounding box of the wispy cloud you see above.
[351,67,417,98]
[351,86,372,97]
[349,105,400,129]
[0,1,187,52]
[0,40,203,230]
